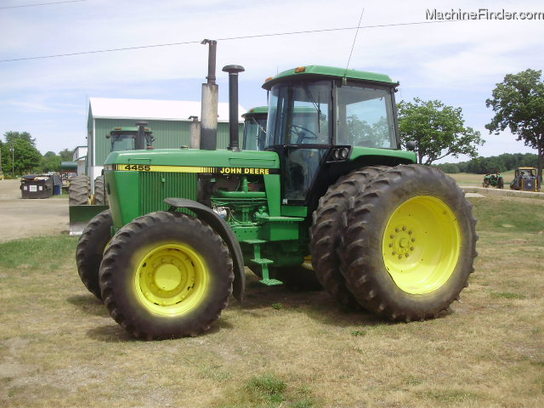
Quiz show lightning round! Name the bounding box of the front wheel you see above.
[76,210,112,299]
[341,164,477,321]
[99,211,233,339]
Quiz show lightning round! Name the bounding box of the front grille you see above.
[139,172,198,214]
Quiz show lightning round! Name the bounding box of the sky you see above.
[0,0,543,162]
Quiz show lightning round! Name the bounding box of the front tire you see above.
[76,210,112,299]
[94,176,107,205]
[99,211,233,339]
[341,164,477,321]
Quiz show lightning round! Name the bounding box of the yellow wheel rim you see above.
[382,196,461,294]
[134,243,209,316]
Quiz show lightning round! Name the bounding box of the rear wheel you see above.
[69,175,90,206]
[99,211,233,339]
[341,164,477,321]
[94,176,107,205]
[76,210,112,299]
[310,166,388,308]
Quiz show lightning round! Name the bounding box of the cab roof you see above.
[242,106,268,118]
[262,65,397,89]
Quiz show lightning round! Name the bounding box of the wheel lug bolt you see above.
[392,251,396,255]
[398,255,402,260]
[402,226,406,231]
[388,243,393,248]
[411,238,415,242]
[390,234,395,239]
[410,247,414,251]
[395,228,400,233]
[405,253,409,258]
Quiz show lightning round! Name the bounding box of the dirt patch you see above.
[0,180,69,243]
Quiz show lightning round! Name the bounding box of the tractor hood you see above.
[103,148,280,171]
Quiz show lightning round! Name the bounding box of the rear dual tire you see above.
[340,164,477,321]
[310,166,388,308]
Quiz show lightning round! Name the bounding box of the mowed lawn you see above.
[449,171,517,187]
[0,195,543,408]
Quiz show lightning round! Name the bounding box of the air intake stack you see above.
[222,64,245,152]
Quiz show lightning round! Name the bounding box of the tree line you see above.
[0,131,73,177]
[435,153,538,174]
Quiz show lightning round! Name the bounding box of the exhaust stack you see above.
[200,39,218,150]
[222,64,245,152]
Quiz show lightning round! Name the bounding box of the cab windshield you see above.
[111,134,136,151]
[266,79,398,149]
[243,116,267,150]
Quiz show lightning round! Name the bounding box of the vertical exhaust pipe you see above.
[200,39,218,150]
[135,121,148,150]
[222,64,245,152]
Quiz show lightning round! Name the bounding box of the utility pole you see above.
[10,145,14,177]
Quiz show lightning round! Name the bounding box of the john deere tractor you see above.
[482,170,504,189]
[68,122,154,235]
[76,65,477,339]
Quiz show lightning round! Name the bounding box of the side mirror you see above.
[406,140,417,151]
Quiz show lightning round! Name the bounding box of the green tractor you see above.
[77,65,477,339]
[242,106,267,151]
[482,170,504,189]
[68,123,154,234]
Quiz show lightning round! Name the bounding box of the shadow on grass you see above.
[232,277,390,328]
[86,324,137,343]
[66,294,109,317]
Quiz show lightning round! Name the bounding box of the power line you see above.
[0,20,460,63]
[0,0,86,10]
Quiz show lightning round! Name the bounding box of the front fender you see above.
[164,197,245,302]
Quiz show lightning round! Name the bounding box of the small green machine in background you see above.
[68,123,154,235]
[76,64,477,340]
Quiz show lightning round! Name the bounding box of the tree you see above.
[58,148,74,162]
[398,98,484,165]
[41,151,61,173]
[2,131,42,175]
[485,69,544,185]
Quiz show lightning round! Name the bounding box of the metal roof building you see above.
[86,97,246,182]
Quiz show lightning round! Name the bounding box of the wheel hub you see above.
[154,262,183,291]
[387,226,416,260]
[137,245,203,308]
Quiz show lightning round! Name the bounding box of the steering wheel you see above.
[290,124,319,144]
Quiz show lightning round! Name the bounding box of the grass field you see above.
[1,195,543,407]
[449,171,516,187]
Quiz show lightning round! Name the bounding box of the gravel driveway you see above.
[0,180,69,243]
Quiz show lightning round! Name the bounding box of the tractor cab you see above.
[107,122,154,152]
[242,106,268,151]
[262,65,405,205]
